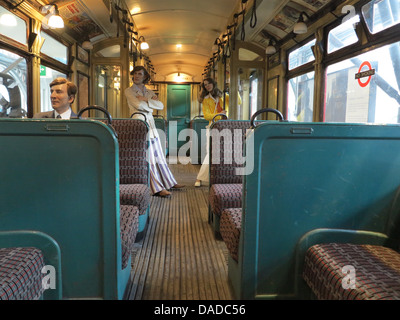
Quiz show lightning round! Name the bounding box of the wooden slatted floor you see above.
[127,159,233,300]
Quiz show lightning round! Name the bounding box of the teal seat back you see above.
[237,122,400,299]
[0,119,125,299]
[190,116,208,164]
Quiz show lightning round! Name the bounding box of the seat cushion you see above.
[220,208,242,262]
[303,243,400,300]
[120,205,139,269]
[120,184,151,215]
[209,184,242,216]
[0,247,45,300]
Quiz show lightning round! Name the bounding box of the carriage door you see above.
[167,84,191,156]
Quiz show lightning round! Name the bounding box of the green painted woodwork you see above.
[167,85,191,156]
[0,119,127,299]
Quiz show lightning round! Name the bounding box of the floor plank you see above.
[129,160,232,300]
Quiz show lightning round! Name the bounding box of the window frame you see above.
[39,29,71,73]
[0,3,29,51]
[321,0,400,125]
[0,30,32,117]
[286,35,316,79]
[285,35,316,121]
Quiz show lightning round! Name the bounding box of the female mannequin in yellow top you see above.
[195,78,228,187]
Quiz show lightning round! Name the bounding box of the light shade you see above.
[140,41,149,50]
[293,12,309,34]
[82,40,93,50]
[48,14,64,28]
[293,21,307,34]
[265,45,276,55]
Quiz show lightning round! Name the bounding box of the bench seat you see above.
[120,184,151,216]
[209,184,242,217]
[220,208,242,262]
[120,205,139,269]
[303,243,400,300]
[0,247,45,300]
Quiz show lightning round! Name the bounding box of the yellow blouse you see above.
[202,93,229,125]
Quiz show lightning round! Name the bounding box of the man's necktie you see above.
[56,115,62,119]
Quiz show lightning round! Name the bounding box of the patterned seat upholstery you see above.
[303,243,400,300]
[209,184,242,216]
[0,247,45,300]
[111,119,148,184]
[120,184,150,216]
[209,120,250,186]
[208,121,255,234]
[103,119,151,218]
[120,205,139,269]
[220,208,242,262]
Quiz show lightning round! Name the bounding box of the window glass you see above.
[250,75,258,117]
[288,39,315,70]
[327,15,360,53]
[362,0,400,34]
[0,49,27,117]
[40,65,67,112]
[40,31,68,64]
[287,71,314,122]
[94,65,121,116]
[325,41,400,123]
[0,6,26,45]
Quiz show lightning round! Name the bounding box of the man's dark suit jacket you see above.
[33,109,78,119]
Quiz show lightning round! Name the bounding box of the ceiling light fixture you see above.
[293,12,310,34]
[82,39,93,50]
[41,4,64,29]
[262,32,278,55]
[175,72,184,83]
[139,36,149,50]
[265,43,276,55]
[47,4,64,28]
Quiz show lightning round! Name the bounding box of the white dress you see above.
[125,84,177,194]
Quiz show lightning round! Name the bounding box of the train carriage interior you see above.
[1,0,400,304]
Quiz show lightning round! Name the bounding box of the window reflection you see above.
[0,6,26,45]
[0,49,27,118]
[288,39,315,70]
[39,65,67,112]
[287,72,315,122]
[40,31,68,64]
[94,65,121,117]
[328,15,360,54]
[325,42,400,123]
[238,68,261,120]
[362,0,400,34]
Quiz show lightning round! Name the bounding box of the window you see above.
[287,71,314,122]
[40,31,68,64]
[0,6,27,45]
[0,49,27,118]
[250,76,258,117]
[327,14,360,53]
[288,39,315,70]
[324,41,400,123]
[362,0,400,34]
[40,65,67,112]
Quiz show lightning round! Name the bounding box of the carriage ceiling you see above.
[17,0,341,82]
